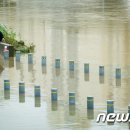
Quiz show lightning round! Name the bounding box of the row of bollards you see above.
[3,80,116,113]
[4,80,130,115]
[3,50,122,79]
[14,52,122,79]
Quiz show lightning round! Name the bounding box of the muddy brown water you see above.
[0,0,130,130]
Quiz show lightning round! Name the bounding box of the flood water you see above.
[0,0,130,130]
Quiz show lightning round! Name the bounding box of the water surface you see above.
[0,0,130,130]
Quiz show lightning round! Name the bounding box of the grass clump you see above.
[0,24,35,53]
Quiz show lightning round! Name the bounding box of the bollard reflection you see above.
[84,73,89,81]
[128,123,130,130]
[42,66,47,74]
[9,57,14,68]
[28,64,33,72]
[69,71,75,78]
[55,68,60,76]
[87,109,94,120]
[35,97,41,107]
[116,79,121,87]
[99,76,104,84]
[51,101,58,111]
[69,105,76,116]
[107,122,114,125]
[16,62,20,70]
[4,90,10,100]
[4,60,9,67]
[19,93,25,103]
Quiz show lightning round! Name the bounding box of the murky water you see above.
[0,0,130,129]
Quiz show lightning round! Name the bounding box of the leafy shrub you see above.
[0,24,35,53]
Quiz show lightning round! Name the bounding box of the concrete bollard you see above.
[99,66,104,76]
[69,61,74,71]
[34,86,41,97]
[28,53,33,64]
[55,59,60,68]
[51,88,58,101]
[3,50,9,60]
[107,100,114,114]
[69,92,75,105]
[87,97,94,110]
[16,51,21,62]
[41,56,46,66]
[116,68,121,79]
[4,80,10,90]
[19,81,25,94]
[84,64,89,73]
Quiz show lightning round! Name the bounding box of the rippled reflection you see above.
[4,90,10,100]
[0,0,130,130]
[19,93,25,103]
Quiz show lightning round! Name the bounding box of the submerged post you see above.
[4,80,10,90]
[3,50,9,60]
[116,68,121,79]
[107,100,114,114]
[51,88,58,101]
[41,56,46,66]
[28,53,33,64]
[69,92,75,105]
[19,81,25,94]
[69,61,74,71]
[99,66,104,76]
[128,105,130,114]
[55,59,60,68]
[84,63,89,73]
[34,86,41,97]
[16,51,21,62]
[87,97,94,109]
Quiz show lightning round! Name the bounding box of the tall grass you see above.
[0,24,35,53]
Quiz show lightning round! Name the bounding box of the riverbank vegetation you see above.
[0,24,35,53]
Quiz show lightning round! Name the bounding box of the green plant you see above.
[0,24,35,53]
